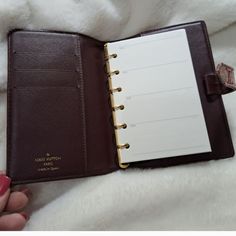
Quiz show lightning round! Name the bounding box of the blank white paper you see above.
[107,29,211,163]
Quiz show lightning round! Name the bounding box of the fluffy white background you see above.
[0,0,236,230]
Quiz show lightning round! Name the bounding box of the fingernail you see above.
[20,212,29,221]
[0,175,11,196]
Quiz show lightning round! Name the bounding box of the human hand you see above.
[0,174,31,230]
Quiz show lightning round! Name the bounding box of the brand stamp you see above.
[34,153,62,172]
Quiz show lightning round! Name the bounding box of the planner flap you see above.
[204,63,236,96]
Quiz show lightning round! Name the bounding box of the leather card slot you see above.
[11,31,76,54]
[13,53,76,71]
[11,71,79,87]
[7,87,87,182]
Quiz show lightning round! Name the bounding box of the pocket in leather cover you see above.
[7,87,87,183]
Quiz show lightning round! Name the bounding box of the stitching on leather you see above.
[7,88,12,176]
[76,35,88,174]
[11,166,118,185]
[7,38,13,178]
[12,87,78,89]
[13,69,76,72]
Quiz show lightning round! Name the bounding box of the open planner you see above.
[106,29,211,165]
[7,21,235,184]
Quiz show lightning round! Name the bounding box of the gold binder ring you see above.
[109,70,120,76]
[111,53,117,58]
[112,105,124,111]
[105,53,117,60]
[115,123,127,129]
[119,162,130,169]
[117,143,130,149]
[110,87,122,93]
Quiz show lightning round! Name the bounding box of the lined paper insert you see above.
[107,29,211,163]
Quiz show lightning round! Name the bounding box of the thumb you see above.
[0,175,11,212]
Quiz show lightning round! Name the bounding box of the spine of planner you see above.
[104,43,129,169]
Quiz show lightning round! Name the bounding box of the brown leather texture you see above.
[7,30,118,184]
[205,74,225,95]
[7,21,234,184]
[205,74,235,95]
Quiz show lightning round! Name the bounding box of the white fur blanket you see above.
[0,0,236,230]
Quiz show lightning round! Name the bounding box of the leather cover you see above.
[7,21,234,184]
[7,30,119,184]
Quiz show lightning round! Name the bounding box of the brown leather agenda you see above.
[7,21,234,185]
